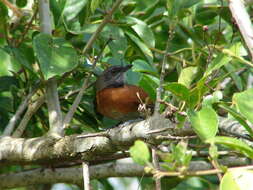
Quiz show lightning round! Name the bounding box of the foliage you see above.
[1,0,253,189]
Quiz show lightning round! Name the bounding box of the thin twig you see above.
[1,0,23,17]
[82,0,123,55]
[152,149,161,190]
[82,162,90,190]
[12,96,45,137]
[153,165,253,178]
[3,85,39,136]
[16,6,38,47]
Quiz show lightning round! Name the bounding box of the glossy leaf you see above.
[125,16,155,47]
[0,49,20,76]
[188,107,218,141]
[63,0,88,21]
[125,31,153,63]
[204,54,231,77]
[207,136,253,158]
[132,59,158,76]
[130,140,150,166]
[33,33,78,80]
[233,88,253,125]
[178,66,197,88]
[164,82,190,101]
[221,170,253,190]
[101,25,127,59]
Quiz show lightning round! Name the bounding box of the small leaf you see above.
[164,82,190,102]
[125,16,155,47]
[130,140,150,166]
[63,0,88,21]
[125,31,153,63]
[33,33,79,80]
[221,170,253,190]
[188,107,218,141]
[132,59,158,76]
[233,88,253,125]
[204,54,231,77]
[207,136,253,158]
[178,66,197,88]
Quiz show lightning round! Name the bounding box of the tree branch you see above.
[38,0,63,137]
[3,85,39,136]
[229,0,253,60]
[0,117,250,166]
[0,157,249,189]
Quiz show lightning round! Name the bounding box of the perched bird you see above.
[95,65,152,121]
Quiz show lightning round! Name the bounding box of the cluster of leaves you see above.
[1,0,253,189]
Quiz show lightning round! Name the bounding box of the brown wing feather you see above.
[96,85,150,120]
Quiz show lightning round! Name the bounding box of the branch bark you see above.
[0,117,250,166]
[229,0,253,60]
[38,0,63,137]
[0,157,249,189]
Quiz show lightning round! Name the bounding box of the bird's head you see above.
[95,65,132,91]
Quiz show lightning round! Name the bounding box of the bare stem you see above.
[82,162,90,190]
[38,0,63,137]
[3,86,38,136]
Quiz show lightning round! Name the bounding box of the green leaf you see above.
[188,107,218,141]
[125,16,155,48]
[204,54,231,77]
[0,76,18,92]
[101,25,127,59]
[16,0,27,8]
[207,136,253,158]
[132,59,158,76]
[139,74,159,100]
[233,88,253,125]
[130,140,150,166]
[221,170,253,190]
[164,82,190,102]
[10,47,33,71]
[63,0,88,21]
[125,31,153,63]
[218,104,253,138]
[33,33,78,80]
[195,5,218,25]
[178,66,197,88]
[0,49,20,76]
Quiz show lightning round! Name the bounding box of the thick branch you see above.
[0,157,249,189]
[0,117,250,166]
[229,0,253,60]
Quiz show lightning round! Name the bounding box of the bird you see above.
[95,65,152,121]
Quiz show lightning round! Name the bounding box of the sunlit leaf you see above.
[33,33,78,80]
[130,140,150,166]
[207,136,253,158]
[233,88,253,125]
[221,170,253,190]
[188,107,218,141]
